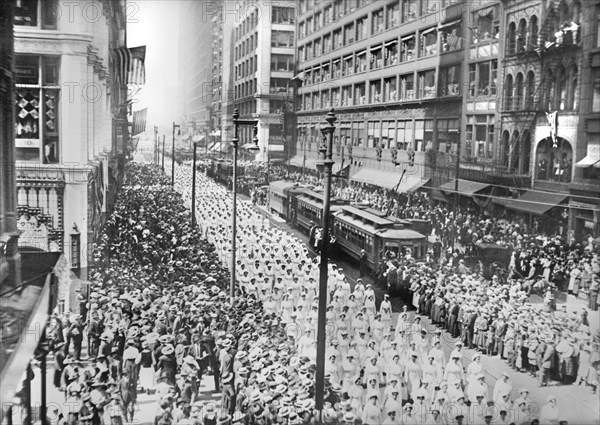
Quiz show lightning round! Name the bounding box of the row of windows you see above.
[299,22,461,66]
[298,0,460,40]
[234,55,257,80]
[300,65,460,111]
[234,33,257,61]
[14,0,58,29]
[234,79,257,99]
[235,10,259,42]
[506,16,539,55]
[299,118,458,153]
[271,30,295,48]
[333,221,374,252]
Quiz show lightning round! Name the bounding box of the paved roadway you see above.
[21,158,599,425]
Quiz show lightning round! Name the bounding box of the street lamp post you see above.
[171,122,180,185]
[161,134,166,172]
[314,109,337,423]
[191,140,201,228]
[230,109,259,303]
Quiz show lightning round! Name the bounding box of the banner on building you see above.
[132,108,147,136]
[546,111,558,148]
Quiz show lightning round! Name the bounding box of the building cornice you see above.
[15,30,93,57]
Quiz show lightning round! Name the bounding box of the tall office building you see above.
[231,1,296,161]
[176,1,214,139]
[294,0,466,191]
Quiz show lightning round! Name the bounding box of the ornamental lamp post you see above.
[171,122,180,185]
[191,140,202,228]
[230,109,259,303]
[314,109,336,423]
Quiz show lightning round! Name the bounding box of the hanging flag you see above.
[132,108,147,136]
[129,46,146,85]
[110,46,146,86]
[546,111,558,148]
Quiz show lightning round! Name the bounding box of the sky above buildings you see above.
[128,0,181,133]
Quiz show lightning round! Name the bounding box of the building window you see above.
[396,120,413,150]
[437,118,460,154]
[384,76,397,102]
[504,74,514,111]
[525,71,536,109]
[440,20,462,52]
[343,55,354,76]
[386,2,399,29]
[517,18,527,52]
[468,114,495,160]
[333,59,341,78]
[472,5,499,42]
[370,45,383,70]
[271,31,294,47]
[507,22,517,54]
[529,16,539,50]
[356,16,367,41]
[333,29,342,49]
[403,0,418,23]
[400,73,415,101]
[353,121,366,147]
[344,22,355,45]
[271,54,294,72]
[592,69,600,113]
[14,0,58,29]
[355,83,366,105]
[384,39,398,66]
[332,87,341,107]
[272,6,295,24]
[372,8,384,34]
[323,34,331,53]
[515,73,524,110]
[342,85,352,106]
[15,55,60,163]
[417,69,436,99]
[469,60,498,98]
[356,50,367,73]
[556,66,568,110]
[568,65,579,110]
[439,64,460,97]
[420,28,438,57]
[370,80,382,103]
[421,0,439,16]
[401,35,416,62]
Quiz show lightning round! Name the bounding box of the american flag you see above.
[132,108,147,136]
[111,46,146,86]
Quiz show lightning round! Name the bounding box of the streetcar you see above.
[295,189,348,233]
[332,205,427,271]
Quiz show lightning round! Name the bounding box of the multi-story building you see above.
[176,1,213,140]
[231,1,296,161]
[497,0,599,239]
[13,0,128,279]
[294,0,466,190]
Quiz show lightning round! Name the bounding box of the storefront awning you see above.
[439,179,490,196]
[351,168,427,192]
[289,155,318,170]
[575,155,600,168]
[504,190,568,216]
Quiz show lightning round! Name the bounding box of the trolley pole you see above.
[315,109,337,423]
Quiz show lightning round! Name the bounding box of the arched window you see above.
[528,16,538,51]
[517,19,527,52]
[521,130,531,175]
[504,74,514,111]
[515,73,524,110]
[507,22,517,54]
[556,65,567,110]
[511,130,520,171]
[535,137,573,182]
[525,71,536,109]
[501,130,510,168]
[568,65,578,110]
